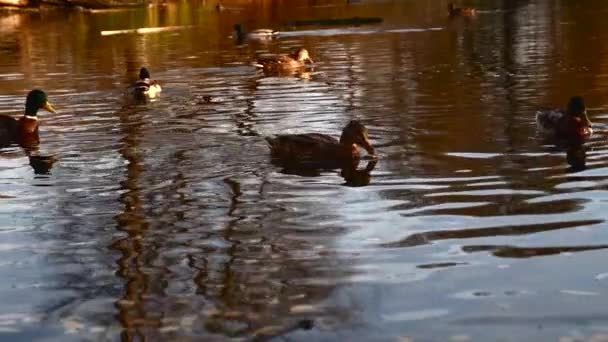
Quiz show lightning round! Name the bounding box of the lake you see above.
[1,0,608,340]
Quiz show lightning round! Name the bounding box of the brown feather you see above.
[0,115,40,147]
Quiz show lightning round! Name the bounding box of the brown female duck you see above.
[536,96,593,141]
[255,48,314,72]
[265,120,375,164]
[0,89,55,147]
[448,3,476,17]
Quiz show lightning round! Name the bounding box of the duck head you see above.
[566,96,592,132]
[340,120,375,155]
[292,48,314,64]
[139,67,151,80]
[25,89,55,117]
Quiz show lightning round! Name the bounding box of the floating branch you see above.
[101,25,194,36]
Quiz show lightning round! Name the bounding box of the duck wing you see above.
[256,54,296,69]
[536,109,564,134]
[128,79,151,93]
[267,133,338,147]
[0,115,18,146]
[266,133,339,159]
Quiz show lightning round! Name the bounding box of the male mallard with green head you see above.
[129,67,162,99]
[0,89,56,147]
[448,3,476,17]
[536,96,593,141]
[255,48,314,72]
[266,120,375,164]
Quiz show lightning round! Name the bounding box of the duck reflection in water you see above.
[566,144,587,172]
[20,142,57,175]
[341,159,377,186]
[274,158,377,186]
[28,154,57,175]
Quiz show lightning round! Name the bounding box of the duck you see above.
[265,120,375,166]
[255,48,314,72]
[536,96,593,141]
[0,89,56,148]
[448,3,476,17]
[128,67,162,99]
[233,24,278,42]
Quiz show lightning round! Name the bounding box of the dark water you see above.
[2,0,608,340]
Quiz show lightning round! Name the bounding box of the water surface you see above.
[2,1,608,341]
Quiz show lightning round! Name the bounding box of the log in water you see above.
[100,25,194,36]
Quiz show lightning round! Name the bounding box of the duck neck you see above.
[339,136,356,152]
[24,104,38,117]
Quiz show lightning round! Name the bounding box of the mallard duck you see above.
[536,96,593,141]
[129,67,162,98]
[255,48,314,72]
[233,24,278,41]
[265,120,375,165]
[448,3,476,17]
[0,89,55,147]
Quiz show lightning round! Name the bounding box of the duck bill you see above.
[43,102,56,114]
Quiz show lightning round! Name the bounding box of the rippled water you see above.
[2,0,608,340]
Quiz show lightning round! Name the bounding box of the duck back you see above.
[267,133,346,160]
[536,109,564,134]
[0,115,18,146]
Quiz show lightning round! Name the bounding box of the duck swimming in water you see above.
[536,96,593,142]
[255,48,314,72]
[448,3,476,17]
[0,89,56,148]
[129,67,162,99]
[265,120,375,165]
[233,24,279,42]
